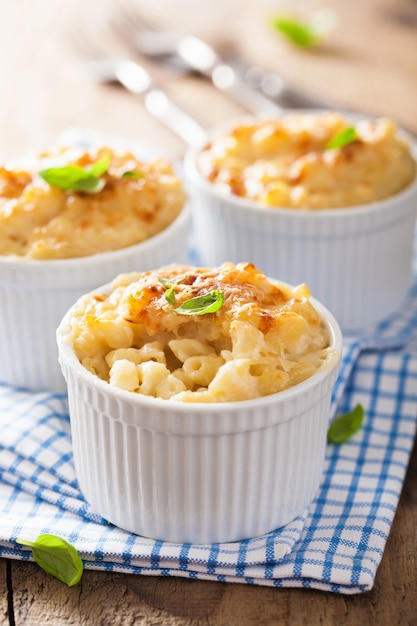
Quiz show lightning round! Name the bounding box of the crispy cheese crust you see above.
[0,146,186,259]
[68,262,336,402]
[198,113,416,209]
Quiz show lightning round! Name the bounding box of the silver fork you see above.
[114,2,324,111]
[71,27,208,147]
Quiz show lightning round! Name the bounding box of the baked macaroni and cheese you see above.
[68,262,337,402]
[197,112,416,208]
[0,146,186,259]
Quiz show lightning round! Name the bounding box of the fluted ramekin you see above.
[183,119,417,332]
[57,289,342,544]
[0,204,191,392]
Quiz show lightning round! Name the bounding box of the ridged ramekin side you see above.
[61,356,339,544]
[0,206,191,392]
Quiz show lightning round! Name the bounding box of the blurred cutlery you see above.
[72,29,208,147]
[115,3,323,111]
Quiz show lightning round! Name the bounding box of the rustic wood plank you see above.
[0,560,10,626]
[0,0,415,166]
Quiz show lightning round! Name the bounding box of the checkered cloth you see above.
[0,130,416,594]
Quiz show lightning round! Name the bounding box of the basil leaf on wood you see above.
[271,16,321,47]
[271,10,337,47]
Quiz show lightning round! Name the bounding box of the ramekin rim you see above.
[56,283,343,414]
[183,113,417,218]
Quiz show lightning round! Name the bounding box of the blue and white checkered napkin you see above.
[0,273,416,594]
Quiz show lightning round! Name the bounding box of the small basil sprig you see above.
[326,127,358,150]
[39,155,111,193]
[121,170,144,179]
[327,403,365,444]
[271,10,337,47]
[17,534,83,586]
[173,290,224,315]
[159,278,177,305]
[159,279,224,315]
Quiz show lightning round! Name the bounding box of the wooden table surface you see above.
[1,0,416,624]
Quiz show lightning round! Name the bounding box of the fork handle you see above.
[210,63,284,116]
[144,88,208,147]
[176,36,283,116]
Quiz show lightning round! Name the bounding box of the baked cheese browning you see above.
[0,167,33,199]
[0,146,186,259]
[198,113,416,208]
[69,262,337,403]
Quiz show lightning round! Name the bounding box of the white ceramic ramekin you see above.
[183,121,417,333]
[57,290,342,544]
[0,205,191,392]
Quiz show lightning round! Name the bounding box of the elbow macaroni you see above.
[69,262,337,402]
[0,146,186,259]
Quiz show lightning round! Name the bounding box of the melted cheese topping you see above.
[0,146,186,259]
[68,262,337,402]
[197,113,416,209]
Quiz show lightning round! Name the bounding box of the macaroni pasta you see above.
[197,113,416,208]
[0,146,186,259]
[68,262,337,403]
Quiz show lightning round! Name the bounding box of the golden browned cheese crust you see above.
[197,113,416,209]
[0,146,186,259]
[68,262,337,402]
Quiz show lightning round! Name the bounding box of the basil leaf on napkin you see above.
[327,403,365,444]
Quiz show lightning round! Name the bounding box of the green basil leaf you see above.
[271,16,320,47]
[39,156,110,193]
[17,534,83,587]
[271,9,337,47]
[326,126,358,150]
[85,155,111,177]
[165,286,176,305]
[327,403,365,444]
[121,170,144,179]
[39,165,89,188]
[158,278,174,288]
[70,176,106,193]
[158,278,177,304]
[174,290,224,315]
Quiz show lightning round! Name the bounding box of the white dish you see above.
[0,204,191,392]
[57,279,342,544]
[183,113,417,332]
